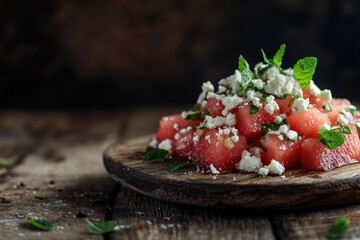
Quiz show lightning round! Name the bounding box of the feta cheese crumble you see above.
[318,123,331,131]
[158,139,172,153]
[265,159,285,175]
[235,150,263,172]
[292,98,310,114]
[258,167,269,176]
[148,138,158,148]
[210,164,220,174]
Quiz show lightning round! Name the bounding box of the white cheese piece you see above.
[263,68,302,98]
[292,98,310,114]
[252,97,262,108]
[221,95,244,116]
[235,150,263,172]
[278,135,284,141]
[210,164,220,174]
[148,138,158,148]
[265,159,285,175]
[231,135,239,143]
[320,89,332,103]
[223,128,231,135]
[193,135,199,143]
[204,115,226,129]
[258,167,269,176]
[205,135,211,143]
[318,123,331,131]
[225,113,236,127]
[252,79,265,89]
[309,80,321,97]
[218,70,242,94]
[174,133,181,140]
[337,114,349,125]
[275,115,283,124]
[254,62,268,74]
[158,139,172,153]
[264,95,280,115]
[196,81,215,103]
[285,130,298,141]
[283,68,293,76]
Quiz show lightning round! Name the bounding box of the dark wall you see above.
[0,0,359,109]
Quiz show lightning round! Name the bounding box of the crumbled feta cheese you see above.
[258,167,269,176]
[252,79,265,89]
[148,138,158,148]
[180,128,188,134]
[320,89,332,103]
[252,97,262,108]
[223,128,231,135]
[292,98,310,114]
[265,159,285,175]
[318,123,331,131]
[337,113,349,125]
[251,147,261,157]
[231,135,239,143]
[283,68,293,76]
[275,115,283,124]
[341,109,353,120]
[218,70,242,94]
[193,135,199,143]
[204,115,226,129]
[309,80,321,97]
[221,95,243,115]
[210,164,220,174]
[356,122,360,130]
[205,135,211,143]
[197,81,215,102]
[278,125,289,134]
[278,135,284,141]
[225,113,236,127]
[235,150,263,172]
[264,95,280,115]
[263,68,302,98]
[173,123,179,130]
[174,133,181,140]
[254,62,268,74]
[230,127,238,135]
[218,85,227,93]
[264,104,275,115]
[285,130,298,141]
[280,114,287,119]
[158,139,172,152]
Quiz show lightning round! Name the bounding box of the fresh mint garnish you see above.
[203,109,210,117]
[192,103,201,112]
[318,129,344,149]
[143,148,169,161]
[27,217,54,231]
[339,125,351,135]
[272,44,286,67]
[185,112,201,121]
[85,218,117,235]
[250,104,259,115]
[327,217,350,239]
[293,57,317,88]
[348,106,357,117]
[0,158,15,168]
[238,55,254,95]
[257,65,271,76]
[168,162,190,172]
[261,122,285,138]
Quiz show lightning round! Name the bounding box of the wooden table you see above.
[0,108,359,240]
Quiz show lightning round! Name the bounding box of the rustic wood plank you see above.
[0,111,126,239]
[271,205,360,239]
[109,186,275,240]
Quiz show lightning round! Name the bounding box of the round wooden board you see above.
[103,135,360,210]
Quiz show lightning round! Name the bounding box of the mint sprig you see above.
[27,217,54,231]
[143,148,169,161]
[238,55,254,95]
[293,57,317,88]
[272,44,286,67]
[0,158,15,168]
[85,218,117,235]
[327,217,350,239]
[318,129,344,149]
[168,162,190,172]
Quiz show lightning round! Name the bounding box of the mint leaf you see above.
[250,104,259,115]
[272,44,286,67]
[168,162,190,172]
[293,57,317,88]
[143,148,168,161]
[238,55,250,72]
[85,219,117,235]
[339,125,351,134]
[327,217,350,239]
[0,158,15,168]
[202,109,210,117]
[185,112,201,121]
[261,49,272,65]
[27,217,54,231]
[318,129,344,149]
[348,106,357,117]
[257,65,271,76]
[191,103,201,112]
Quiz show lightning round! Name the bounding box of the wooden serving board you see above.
[103,135,360,210]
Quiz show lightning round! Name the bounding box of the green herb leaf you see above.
[272,44,286,67]
[261,49,272,65]
[85,218,117,235]
[0,158,15,168]
[327,217,350,239]
[238,55,250,72]
[168,162,190,172]
[257,65,271,76]
[192,103,201,112]
[250,104,259,115]
[323,104,332,112]
[348,106,357,117]
[339,124,351,134]
[293,57,317,88]
[27,217,54,231]
[261,122,283,138]
[202,109,210,117]
[185,112,201,121]
[143,148,168,161]
[318,129,344,149]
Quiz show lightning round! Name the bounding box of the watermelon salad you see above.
[145,44,360,176]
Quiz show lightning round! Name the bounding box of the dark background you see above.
[0,0,359,109]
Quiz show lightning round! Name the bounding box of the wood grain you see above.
[104,135,360,210]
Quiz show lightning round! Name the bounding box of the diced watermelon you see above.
[202,97,224,117]
[156,114,200,142]
[234,105,280,140]
[301,124,360,171]
[275,95,293,114]
[287,107,330,138]
[260,135,302,169]
[195,129,247,171]
[325,98,351,123]
[173,130,196,159]
[302,87,327,110]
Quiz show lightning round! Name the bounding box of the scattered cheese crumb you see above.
[235,150,263,172]
[225,113,236,127]
[174,133,181,140]
[210,164,220,174]
[292,98,310,114]
[158,139,172,153]
[252,79,265,89]
[337,114,349,125]
[193,135,199,143]
[258,167,269,176]
[275,115,283,124]
[285,130,298,141]
[265,160,285,175]
[318,123,331,131]
[148,138,158,148]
